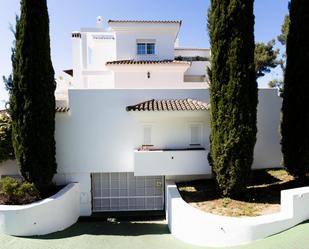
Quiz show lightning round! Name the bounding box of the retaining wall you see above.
[0,183,80,236]
[166,181,309,247]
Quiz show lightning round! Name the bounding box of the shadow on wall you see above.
[27,221,170,239]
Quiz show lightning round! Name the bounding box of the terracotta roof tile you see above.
[55,107,70,113]
[126,99,210,112]
[106,60,190,66]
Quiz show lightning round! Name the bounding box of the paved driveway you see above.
[1,220,309,249]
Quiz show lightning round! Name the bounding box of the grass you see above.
[177,168,309,217]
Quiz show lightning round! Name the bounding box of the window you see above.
[189,123,202,146]
[87,47,93,65]
[143,126,152,145]
[137,41,156,55]
[137,43,146,55]
[147,43,155,54]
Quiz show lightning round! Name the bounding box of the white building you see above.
[2,18,282,217]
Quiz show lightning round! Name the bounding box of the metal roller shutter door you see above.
[92,173,164,212]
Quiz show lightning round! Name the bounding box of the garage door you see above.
[91,173,164,212]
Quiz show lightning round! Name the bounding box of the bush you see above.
[0,112,14,163]
[0,177,41,205]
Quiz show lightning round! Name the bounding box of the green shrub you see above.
[0,177,40,205]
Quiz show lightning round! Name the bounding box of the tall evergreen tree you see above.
[281,0,309,178]
[208,0,257,196]
[10,0,56,193]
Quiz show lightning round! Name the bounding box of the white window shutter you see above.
[190,124,202,145]
[143,126,152,145]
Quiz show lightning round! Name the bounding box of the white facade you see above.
[45,19,283,216]
[65,20,209,90]
[53,88,282,216]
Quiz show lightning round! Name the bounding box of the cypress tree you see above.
[10,0,56,193]
[208,0,257,196]
[281,0,309,178]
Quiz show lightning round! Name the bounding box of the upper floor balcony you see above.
[134,147,211,176]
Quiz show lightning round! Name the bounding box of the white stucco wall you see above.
[134,149,210,176]
[184,61,210,76]
[166,181,309,247]
[55,88,282,215]
[114,28,177,61]
[86,32,116,71]
[83,71,115,89]
[55,89,210,215]
[113,69,185,88]
[174,48,210,58]
[53,172,91,216]
[0,183,80,236]
[56,88,281,173]
[253,89,282,168]
[55,89,211,175]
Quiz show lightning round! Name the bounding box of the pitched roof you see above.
[106,60,191,66]
[108,20,182,25]
[126,99,210,112]
[55,106,70,113]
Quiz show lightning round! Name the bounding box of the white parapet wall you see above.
[134,149,210,176]
[0,183,80,236]
[166,181,309,247]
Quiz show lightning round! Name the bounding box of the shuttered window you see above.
[143,126,152,145]
[189,124,202,146]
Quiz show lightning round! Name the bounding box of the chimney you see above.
[96,16,103,28]
[72,31,82,88]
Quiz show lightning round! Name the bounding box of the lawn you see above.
[178,168,309,217]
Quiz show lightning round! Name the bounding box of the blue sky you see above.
[0,0,289,108]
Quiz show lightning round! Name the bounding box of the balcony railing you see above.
[184,75,207,82]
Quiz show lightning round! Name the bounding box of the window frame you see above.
[187,122,203,147]
[136,39,156,55]
[141,124,154,148]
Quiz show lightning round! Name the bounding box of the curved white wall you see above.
[166,181,309,247]
[0,183,80,236]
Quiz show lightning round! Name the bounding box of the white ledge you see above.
[0,183,80,236]
[166,181,309,247]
